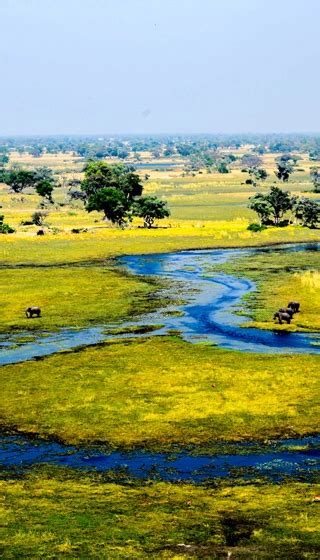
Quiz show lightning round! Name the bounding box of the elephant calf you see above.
[288,301,300,313]
[25,306,41,318]
[273,311,291,324]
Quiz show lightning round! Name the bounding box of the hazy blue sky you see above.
[0,0,319,135]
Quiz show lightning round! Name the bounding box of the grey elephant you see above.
[25,306,41,318]
[273,311,291,324]
[279,307,294,318]
[288,301,300,313]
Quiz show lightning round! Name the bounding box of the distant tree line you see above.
[1,133,319,162]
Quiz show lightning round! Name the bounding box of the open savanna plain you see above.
[0,152,319,558]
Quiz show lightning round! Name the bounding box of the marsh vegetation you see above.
[0,135,319,558]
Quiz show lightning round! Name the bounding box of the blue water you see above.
[121,243,320,353]
[1,434,319,482]
[1,242,318,365]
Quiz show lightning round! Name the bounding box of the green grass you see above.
[1,156,319,269]
[1,337,319,448]
[0,265,159,332]
[206,249,320,332]
[1,223,319,267]
[1,470,319,559]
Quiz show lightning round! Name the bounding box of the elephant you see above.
[25,306,41,318]
[273,311,291,324]
[279,307,294,318]
[288,301,300,313]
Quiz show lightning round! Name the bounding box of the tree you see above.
[309,148,320,161]
[163,146,175,157]
[35,179,55,202]
[294,198,320,228]
[133,196,170,228]
[244,167,268,187]
[267,185,295,224]
[310,167,320,193]
[81,162,144,226]
[1,166,56,201]
[216,161,229,173]
[29,145,43,158]
[0,153,9,165]
[248,193,273,225]
[33,167,56,202]
[81,161,171,228]
[275,160,293,182]
[1,169,35,193]
[249,186,294,226]
[176,143,194,157]
[116,147,129,159]
[86,187,128,226]
[81,161,143,201]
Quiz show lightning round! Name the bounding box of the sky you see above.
[0,0,319,135]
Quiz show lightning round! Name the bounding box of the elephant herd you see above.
[273,301,300,325]
[25,302,301,326]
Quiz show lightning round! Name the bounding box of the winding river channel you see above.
[1,242,319,481]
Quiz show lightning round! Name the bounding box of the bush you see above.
[247,223,267,232]
[0,223,15,234]
[0,214,15,234]
[71,228,88,234]
[277,219,290,227]
[31,211,48,226]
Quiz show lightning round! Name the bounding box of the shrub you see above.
[247,223,267,232]
[71,228,88,234]
[0,215,15,234]
[31,211,48,226]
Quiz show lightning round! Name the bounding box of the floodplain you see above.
[1,148,319,559]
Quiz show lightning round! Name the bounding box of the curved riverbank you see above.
[0,242,319,365]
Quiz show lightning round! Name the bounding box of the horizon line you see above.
[1,131,320,138]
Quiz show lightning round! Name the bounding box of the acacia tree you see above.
[133,196,170,228]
